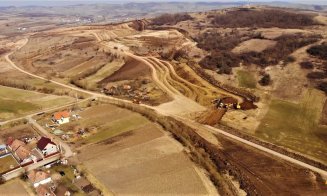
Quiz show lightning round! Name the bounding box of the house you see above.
[8,139,32,163]
[37,137,58,156]
[52,111,70,125]
[35,184,55,196]
[0,144,8,155]
[28,170,52,188]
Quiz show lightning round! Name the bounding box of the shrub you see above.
[199,51,240,74]
[307,43,327,60]
[307,72,327,79]
[284,56,296,64]
[300,61,314,69]
[258,74,271,86]
[317,82,327,94]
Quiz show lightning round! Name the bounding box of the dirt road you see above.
[27,116,73,157]
[5,38,327,181]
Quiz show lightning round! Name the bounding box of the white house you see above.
[37,137,58,156]
[28,170,52,188]
[52,111,70,125]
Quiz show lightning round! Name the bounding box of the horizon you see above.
[0,0,326,7]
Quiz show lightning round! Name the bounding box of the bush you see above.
[300,61,314,69]
[199,51,240,74]
[151,13,193,25]
[259,74,271,86]
[284,56,296,64]
[241,34,321,67]
[307,43,327,60]
[307,72,327,79]
[317,82,327,94]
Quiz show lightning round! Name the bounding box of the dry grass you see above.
[78,125,210,195]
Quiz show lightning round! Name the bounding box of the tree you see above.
[259,74,271,86]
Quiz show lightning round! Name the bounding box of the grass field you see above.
[0,179,30,196]
[50,165,84,195]
[256,89,327,163]
[237,70,256,89]
[78,123,211,195]
[0,154,19,174]
[59,104,150,144]
[0,86,75,120]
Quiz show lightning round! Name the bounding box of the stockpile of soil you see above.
[240,100,257,110]
[198,108,227,126]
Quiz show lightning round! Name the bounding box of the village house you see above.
[28,170,52,188]
[37,137,58,156]
[52,111,70,125]
[7,139,34,163]
[36,185,55,196]
[0,144,8,155]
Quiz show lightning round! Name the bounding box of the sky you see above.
[0,0,326,6]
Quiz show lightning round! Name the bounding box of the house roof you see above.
[0,144,6,150]
[53,111,70,120]
[10,139,25,151]
[37,137,56,151]
[36,184,54,196]
[16,145,31,160]
[28,170,50,184]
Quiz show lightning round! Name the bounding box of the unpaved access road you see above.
[6,37,327,181]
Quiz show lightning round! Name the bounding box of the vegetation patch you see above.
[151,13,193,25]
[237,70,256,89]
[307,42,327,60]
[211,9,317,28]
[256,89,327,163]
[0,155,18,174]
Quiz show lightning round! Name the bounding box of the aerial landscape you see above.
[0,0,327,195]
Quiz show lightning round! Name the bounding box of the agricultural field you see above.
[37,103,153,146]
[78,119,215,195]
[256,89,327,163]
[0,86,75,120]
[0,179,30,196]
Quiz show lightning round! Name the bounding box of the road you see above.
[4,37,327,180]
[27,116,73,157]
[0,97,93,126]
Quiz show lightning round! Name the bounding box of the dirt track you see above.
[5,35,327,193]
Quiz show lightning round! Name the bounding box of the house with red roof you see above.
[37,137,58,156]
[28,170,52,188]
[8,139,34,163]
[52,111,70,125]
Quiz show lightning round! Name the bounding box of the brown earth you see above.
[99,57,152,83]
[0,124,38,143]
[78,123,215,195]
[215,133,327,195]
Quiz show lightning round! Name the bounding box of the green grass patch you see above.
[84,114,149,144]
[50,165,83,195]
[256,89,327,163]
[0,155,19,173]
[0,98,39,114]
[237,70,256,89]
[0,86,75,120]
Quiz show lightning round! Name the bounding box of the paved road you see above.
[5,38,327,180]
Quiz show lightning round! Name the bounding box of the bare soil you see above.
[78,124,214,195]
[215,133,327,195]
